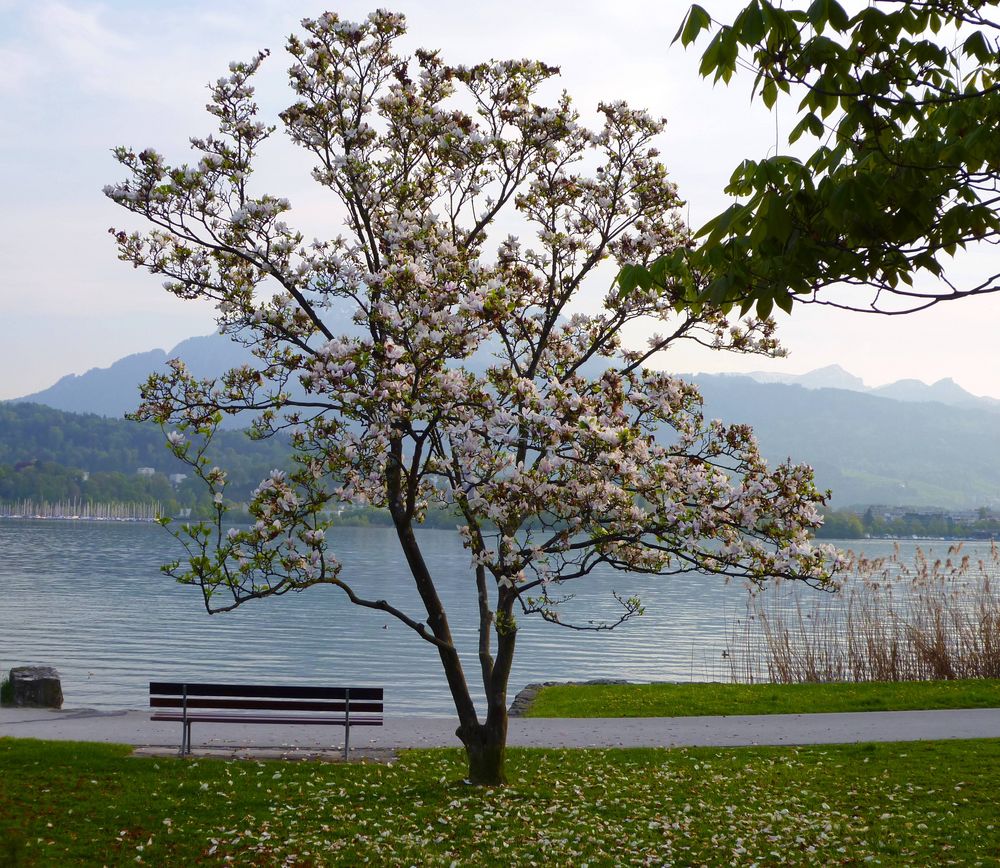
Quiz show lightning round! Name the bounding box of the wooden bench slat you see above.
[151,712,384,726]
[149,682,382,701]
[150,697,383,713]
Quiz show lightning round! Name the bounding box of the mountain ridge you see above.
[15,333,999,417]
[5,335,1000,510]
[691,374,1000,509]
[10,335,252,420]
[728,364,1000,413]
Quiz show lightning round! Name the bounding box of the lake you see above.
[0,519,987,715]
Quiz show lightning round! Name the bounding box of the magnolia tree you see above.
[106,11,834,785]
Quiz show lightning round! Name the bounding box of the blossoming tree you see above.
[106,10,834,785]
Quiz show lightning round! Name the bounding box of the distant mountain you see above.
[872,377,1000,412]
[9,330,605,421]
[11,334,251,420]
[694,375,1000,509]
[8,339,1000,509]
[14,348,169,418]
[732,364,868,393]
[736,365,1000,414]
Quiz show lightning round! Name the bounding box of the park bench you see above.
[149,682,383,758]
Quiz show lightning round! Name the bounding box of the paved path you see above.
[3,706,1000,756]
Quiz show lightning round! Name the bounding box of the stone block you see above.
[8,666,63,709]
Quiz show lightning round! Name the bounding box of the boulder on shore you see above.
[8,666,63,709]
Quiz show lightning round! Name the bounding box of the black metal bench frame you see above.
[149,682,383,758]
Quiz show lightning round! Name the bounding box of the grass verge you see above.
[2,736,1000,864]
[524,679,1000,719]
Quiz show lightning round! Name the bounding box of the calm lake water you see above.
[0,519,988,715]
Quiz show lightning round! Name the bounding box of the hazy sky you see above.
[2,0,998,401]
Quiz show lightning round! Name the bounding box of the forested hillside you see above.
[6,363,1000,512]
[0,402,290,514]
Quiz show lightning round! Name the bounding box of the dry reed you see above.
[726,541,1000,683]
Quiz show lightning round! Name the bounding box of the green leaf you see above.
[827,0,849,30]
[617,264,640,294]
[735,1,766,44]
[768,198,793,243]
[760,77,778,109]
[805,0,848,33]
[699,30,724,77]
[807,0,830,33]
[648,255,669,286]
[697,202,742,246]
[963,31,991,63]
[673,4,712,47]
[716,27,739,82]
[706,274,734,304]
[789,112,825,143]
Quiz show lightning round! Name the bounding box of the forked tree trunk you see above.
[457,716,509,785]
[458,602,516,785]
[391,498,516,785]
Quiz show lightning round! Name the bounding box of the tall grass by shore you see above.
[728,541,1000,683]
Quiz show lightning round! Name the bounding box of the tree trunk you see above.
[457,718,508,786]
[388,473,516,785]
[457,594,516,785]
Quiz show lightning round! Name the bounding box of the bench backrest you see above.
[149,682,383,715]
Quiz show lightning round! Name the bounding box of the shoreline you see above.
[0,514,160,523]
[1,516,995,541]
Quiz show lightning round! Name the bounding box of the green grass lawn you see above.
[524,679,1000,719]
[2,737,1000,865]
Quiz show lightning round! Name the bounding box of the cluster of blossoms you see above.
[109,11,833,653]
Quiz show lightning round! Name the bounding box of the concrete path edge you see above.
[2,706,999,756]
